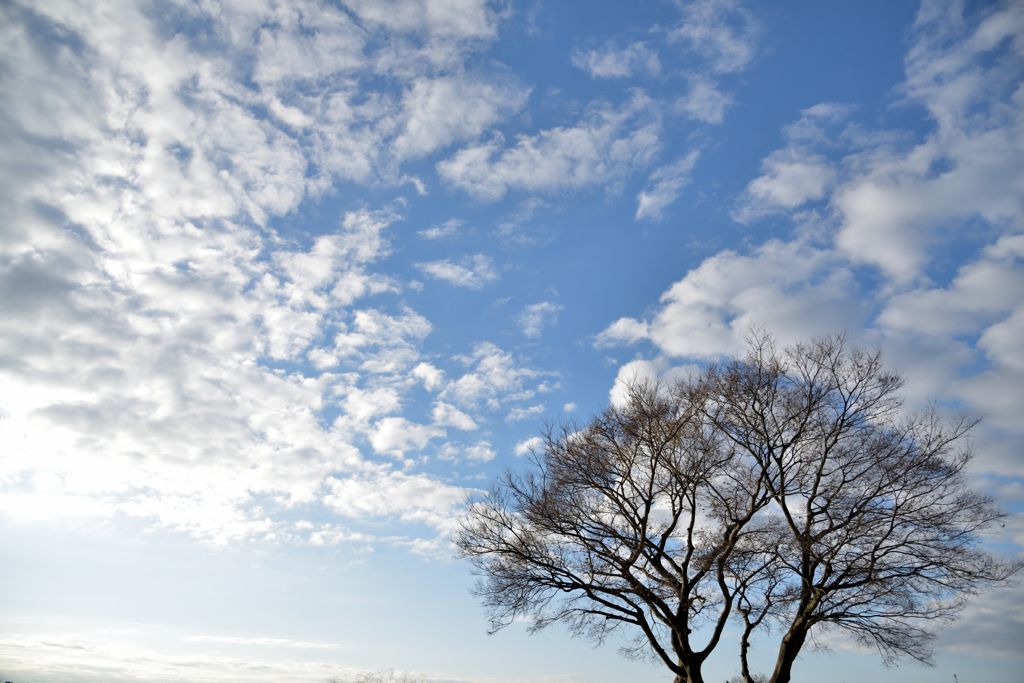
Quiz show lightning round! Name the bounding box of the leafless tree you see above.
[327,669,431,683]
[455,333,1020,683]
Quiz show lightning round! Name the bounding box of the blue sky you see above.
[0,0,1022,682]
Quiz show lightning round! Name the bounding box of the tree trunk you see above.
[672,664,705,683]
[673,675,705,683]
[768,626,807,683]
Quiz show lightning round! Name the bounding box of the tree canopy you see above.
[455,333,1020,683]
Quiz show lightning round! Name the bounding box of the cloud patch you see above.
[518,301,564,338]
[572,40,661,78]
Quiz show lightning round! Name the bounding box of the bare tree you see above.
[328,669,431,683]
[455,333,1020,683]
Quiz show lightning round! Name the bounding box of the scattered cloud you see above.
[599,0,1024,480]
[0,0,1020,677]
[0,0,544,543]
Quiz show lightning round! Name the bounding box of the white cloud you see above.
[505,403,546,422]
[441,342,541,410]
[936,582,1024,659]
[465,440,496,461]
[609,359,667,409]
[325,468,465,527]
[675,76,730,124]
[597,238,867,358]
[370,417,445,456]
[418,218,464,239]
[431,401,478,430]
[0,199,433,543]
[411,362,445,390]
[437,91,662,201]
[729,3,1024,282]
[514,435,544,456]
[732,104,848,223]
[416,254,499,288]
[252,4,368,84]
[834,5,1024,281]
[636,149,701,220]
[518,301,563,338]
[572,40,661,79]
[594,316,652,348]
[733,149,835,223]
[878,234,1024,339]
[436,439,494,462]
[392,73,530,159]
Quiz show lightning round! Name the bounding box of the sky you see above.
[0,0,1022,682]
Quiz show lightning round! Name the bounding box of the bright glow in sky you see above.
[1,1,1022,682]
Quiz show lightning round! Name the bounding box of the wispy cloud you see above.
[437,91,662,200]
[572,40,661,78]
[506,404,546,422]
[518,301,564,338]
[675,76,732,123]
[418,218,465,239]
[636,150,701,220]
[668,0,760,74]
[416,254,500,288]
